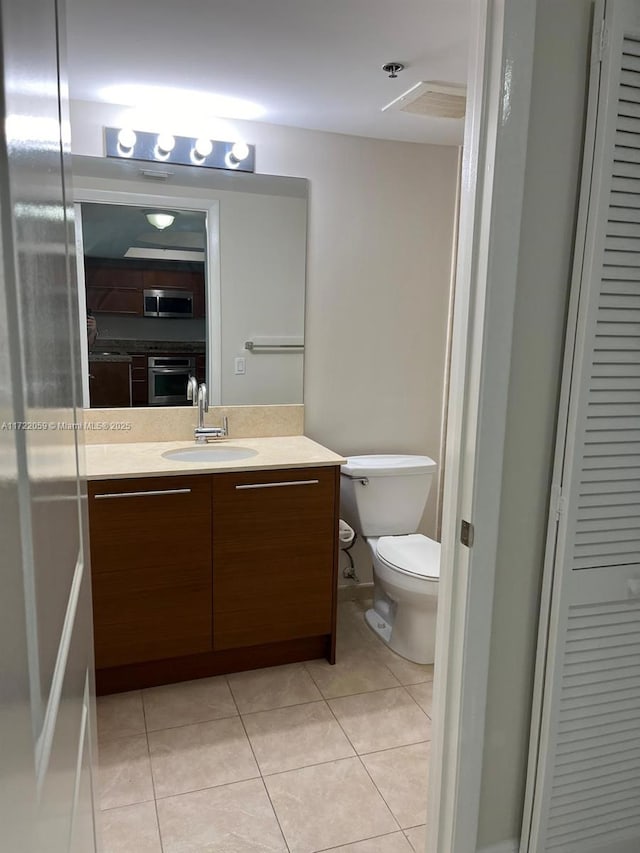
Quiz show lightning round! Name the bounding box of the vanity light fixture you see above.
[155,133,176,159]
[225,140,251,169]
[192,137,213,162]
[105,127,255,173]
[117,127,137,154]
[145,211,176,230]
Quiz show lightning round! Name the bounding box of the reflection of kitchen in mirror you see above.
[74,155,308,410]
[81,202,207,407]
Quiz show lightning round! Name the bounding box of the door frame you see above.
[428,1,538,851]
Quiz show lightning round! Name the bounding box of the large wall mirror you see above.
[73,154,307,408]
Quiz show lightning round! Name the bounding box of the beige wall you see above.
[476,1,594,847]
[69,103,459,574]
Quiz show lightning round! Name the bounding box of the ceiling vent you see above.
[382,81,466,119]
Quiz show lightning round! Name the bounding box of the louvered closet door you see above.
[527,2,640,852]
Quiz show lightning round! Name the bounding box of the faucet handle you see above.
[222,415,229,436]
[186,375,198,405]
[198,382,209,413]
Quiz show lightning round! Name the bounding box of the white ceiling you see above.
[66,0,470,146]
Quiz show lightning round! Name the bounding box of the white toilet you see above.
[340,454,441,665]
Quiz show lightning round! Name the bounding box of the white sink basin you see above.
[162,445,259,463]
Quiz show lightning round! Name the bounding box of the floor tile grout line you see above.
[151,774,260,802]
[98,795,156,813]
[140,694,165,853]
[331,609,430,835]
[326,682,432,723]
[144,709,240,735]
[103,682,431,741]
[205,735,431,783]
[356,738,432,760]
[257,777,292,853]
[236,694,325,717]
[356,752,404,834]
[322,697,404,835]
[403,824,428,852]
[228,673,292,853]
[312,828,413,852]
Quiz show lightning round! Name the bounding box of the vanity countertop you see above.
[86,435,346,480]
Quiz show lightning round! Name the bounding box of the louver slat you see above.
[573,113,640,569]
[547,600,640,848]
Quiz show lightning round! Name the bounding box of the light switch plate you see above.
[234,357,246,375]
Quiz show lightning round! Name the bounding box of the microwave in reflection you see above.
[143,288,193,318]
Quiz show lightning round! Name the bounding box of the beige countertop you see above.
[86,435,346,481]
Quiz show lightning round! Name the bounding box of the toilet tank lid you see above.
[341,454,437,478]
[377,534,441,579]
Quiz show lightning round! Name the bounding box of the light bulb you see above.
[117,128,137,150]
[231,141,250,162]
[156,133,175,154]
[145,212,175,230]
[194,138,213,159]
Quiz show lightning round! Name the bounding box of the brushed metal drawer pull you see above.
[94,488,192,499]
[235,479,320,490]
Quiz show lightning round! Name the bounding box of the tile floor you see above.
[97,600,433,853]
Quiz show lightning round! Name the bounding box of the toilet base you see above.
[365,607,392,645]
[365,603,435,665]
[364,573,437,666]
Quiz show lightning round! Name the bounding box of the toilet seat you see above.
[376,534,441,580]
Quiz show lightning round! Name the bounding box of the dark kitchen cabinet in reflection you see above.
[89,360,132,407]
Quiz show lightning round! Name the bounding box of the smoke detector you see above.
[382,81,466,119]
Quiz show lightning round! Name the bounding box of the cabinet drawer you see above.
[131,354,147,369]
[89,476,212,668]
[212,466,338,650]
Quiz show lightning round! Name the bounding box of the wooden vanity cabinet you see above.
[88,475,212,670]
[212,467,338,650]
[88,465,339,694]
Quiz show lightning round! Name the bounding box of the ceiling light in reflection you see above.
[145,212,175,230]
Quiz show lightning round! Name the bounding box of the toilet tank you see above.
[340,455,437,536]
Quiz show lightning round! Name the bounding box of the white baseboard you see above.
[337,582,374,603]
[477,840,519,853]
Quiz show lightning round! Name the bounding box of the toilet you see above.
[340,454,441,665]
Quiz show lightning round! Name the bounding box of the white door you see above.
[0,0,98,850]
[524,2,640,851]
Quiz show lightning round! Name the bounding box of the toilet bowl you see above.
[366,534,440,664]
[340,454,441,665]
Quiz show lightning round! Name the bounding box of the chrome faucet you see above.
[194,382,229,443]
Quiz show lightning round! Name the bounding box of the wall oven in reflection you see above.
[148,356,196,406]
[143,289,194,318]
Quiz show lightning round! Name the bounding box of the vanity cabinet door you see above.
[88,475,212,669]
[212,466,339,650]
